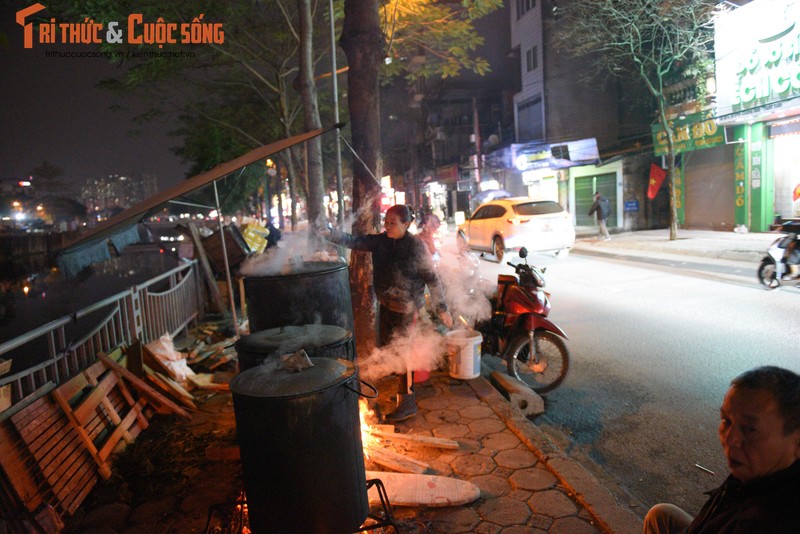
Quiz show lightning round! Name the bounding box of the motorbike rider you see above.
[777,221,800,279]
[782,232,800,279]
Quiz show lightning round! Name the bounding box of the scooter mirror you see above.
[519,247,528,259]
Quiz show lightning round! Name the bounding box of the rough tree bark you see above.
[297,0,326,230]
[340,0,385,358]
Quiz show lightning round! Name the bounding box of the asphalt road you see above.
[470,247,800,520]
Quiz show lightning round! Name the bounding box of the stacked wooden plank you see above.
[10,385,98,515]
[0,346,192,531]
[50,357,150,480]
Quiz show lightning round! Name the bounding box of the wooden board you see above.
[10,394,99,514]
[188,373,229,391]
[143,366,197,411]
[368,428,459,450]
[365,471,480,508]
[0,422,44,513]
[141,343,179,380]
[99,354,191,419]
[183,222,229,317]
[51,359,146,479]
[365,447,429,474]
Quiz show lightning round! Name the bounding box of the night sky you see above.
[0,5,190,196]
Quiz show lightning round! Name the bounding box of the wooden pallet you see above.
[0,384,53,516]
[6,384,99,516]
[51,357,150,480]
[0,345,192,525]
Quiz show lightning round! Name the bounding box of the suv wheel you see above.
[493,236,505,263]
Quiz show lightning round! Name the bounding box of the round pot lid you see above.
[243,260,347,279]
[230,357,355,399]
[235,325,350,356]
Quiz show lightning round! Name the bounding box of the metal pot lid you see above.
[230,357,355,398]
[244,260,347,279]
[235,325,350,355]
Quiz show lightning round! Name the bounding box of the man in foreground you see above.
[643,366,800,533]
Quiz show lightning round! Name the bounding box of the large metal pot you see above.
[243,261,354,333]
[235,324,355,372]
[230,358,370,534]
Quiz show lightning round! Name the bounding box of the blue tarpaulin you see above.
[56,237,114,279]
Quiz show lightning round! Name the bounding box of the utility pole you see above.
[472,96,482,185]
[330,0,345,223]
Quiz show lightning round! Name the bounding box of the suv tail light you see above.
[508,216,530,225]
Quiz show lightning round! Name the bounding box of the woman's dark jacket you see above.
[686,460,800,534]
[328,229,448,315]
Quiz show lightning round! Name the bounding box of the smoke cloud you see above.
[239,228,344,277]
[237,217,496,383]
[357,319,446,382]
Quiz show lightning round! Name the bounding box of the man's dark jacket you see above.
[686,460,800,534]
[588,195,611,220]
[328,229,447,314]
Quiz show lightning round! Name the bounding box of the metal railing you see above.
[0,260,204,410]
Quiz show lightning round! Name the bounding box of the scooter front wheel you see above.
[506,331,569,394]
[757,258,780,289]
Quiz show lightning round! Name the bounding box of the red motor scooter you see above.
[477,247,570,393]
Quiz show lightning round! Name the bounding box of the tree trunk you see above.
[654,87,679,241]
[341,0,384,358]
[297,0,326,229]
[276,69,301,230]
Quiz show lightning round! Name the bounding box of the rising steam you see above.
[238,213,495,382]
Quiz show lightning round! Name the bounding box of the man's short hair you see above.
[731,366,800,434]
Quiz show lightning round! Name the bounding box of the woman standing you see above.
[324,205,453,421]
[416,213,442,257]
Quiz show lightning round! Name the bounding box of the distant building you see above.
[80,173,159,221]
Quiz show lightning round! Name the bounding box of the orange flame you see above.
[359,399,380,454]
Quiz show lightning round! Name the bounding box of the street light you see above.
[265,158,277,223]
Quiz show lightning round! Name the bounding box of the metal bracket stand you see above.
[358,478,398,533]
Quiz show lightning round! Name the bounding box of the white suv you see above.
[457,197,575,262]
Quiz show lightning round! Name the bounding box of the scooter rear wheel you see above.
[757,258,780,289]
[506,331,569,394]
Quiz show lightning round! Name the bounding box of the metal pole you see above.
[329,0,344,223]
[277,161,285,229]
[472,96,482,185]
[213,181,239,338]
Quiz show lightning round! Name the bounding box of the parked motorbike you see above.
[476,247,570,394]
[757,221,800,289]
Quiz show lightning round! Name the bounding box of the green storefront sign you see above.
[651,111,725,157]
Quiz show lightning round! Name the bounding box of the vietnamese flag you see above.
[648,163,667,200]
[793,183,800,201]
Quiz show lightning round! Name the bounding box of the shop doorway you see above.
[683,144,735,230]
[575,173,616,227]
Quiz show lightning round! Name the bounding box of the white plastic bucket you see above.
[445,330,483,380]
